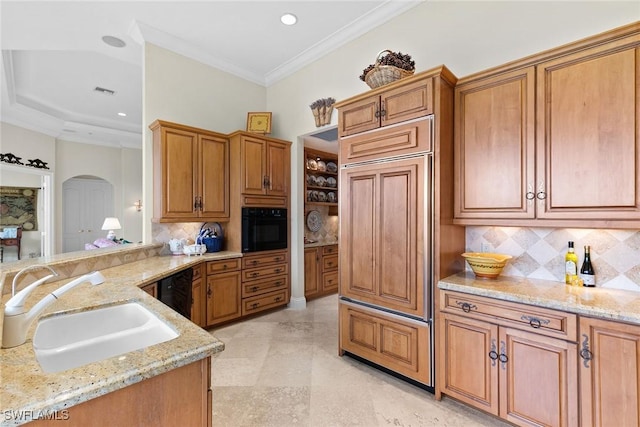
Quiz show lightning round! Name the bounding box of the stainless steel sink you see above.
[33,302,178,373]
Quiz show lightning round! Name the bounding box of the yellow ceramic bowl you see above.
[461,252,512,279]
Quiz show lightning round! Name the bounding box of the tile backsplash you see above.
[304,205,338,242]
[466,226,640,292]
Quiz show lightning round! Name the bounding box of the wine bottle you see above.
[580,245,596,287]
[565,241,578,285]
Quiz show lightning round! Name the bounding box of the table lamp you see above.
[101,217,121,241]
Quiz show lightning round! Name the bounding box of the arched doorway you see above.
[62,176,114,252]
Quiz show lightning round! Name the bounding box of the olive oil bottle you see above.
[565,241,578,284]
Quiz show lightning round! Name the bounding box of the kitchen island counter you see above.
[438,271,640,325]
[0,248,242,426]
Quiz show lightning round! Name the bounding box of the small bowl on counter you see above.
[183,244,207,256]
[462,252,512,279]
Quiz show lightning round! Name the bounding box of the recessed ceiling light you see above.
[102,35,126,48]
[280,13,297,26]
[117,112,127,117]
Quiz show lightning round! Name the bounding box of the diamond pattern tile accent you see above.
[466,226,640,291]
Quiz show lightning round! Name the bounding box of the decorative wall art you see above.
[309,97,335,127]
[246,112,272,134]
[0,186,39,230]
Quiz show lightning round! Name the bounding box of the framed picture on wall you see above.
[246,112,272,134]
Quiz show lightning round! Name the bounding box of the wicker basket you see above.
[364,50,415,89]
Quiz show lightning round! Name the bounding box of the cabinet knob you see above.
[251,302,259,309]
[536,191,547,200]
[521,315,550,329]
[251,286,259,292]
[526,191,536,200]
[275,296,282,302]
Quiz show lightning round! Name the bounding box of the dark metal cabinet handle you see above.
[499,341,508,370]
[536,191,547,200]
[526,191,536,200]
[207,286,212,298]
[275,296,282,302]
[251,260,259,266]
[521,315,550,329]
[250,272,259,278]
[222,264,228,269]
[251,286,259,292]
[489,339,498,367]
[251,302,259,309]
[379,101,386,119]
[456,301,477,313]
[274,268,283,273]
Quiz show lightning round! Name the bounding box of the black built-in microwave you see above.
[241,207,288,253]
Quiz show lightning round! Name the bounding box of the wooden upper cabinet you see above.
[454,26,640,227]
[199,134,230,218]
[337,76,433,137]
[233,133,291,198]
[536,39,640,221]
[340,153,428,317]
[150,120,229,222]
[454,67,536,220]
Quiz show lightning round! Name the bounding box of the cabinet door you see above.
[579,317,640,427]
[338,95,380,137]
[454,67,536,220]
[266,141,290,196]
[339,302,431,385]
[304,247,320,297]
[240,135,267,195]
[380,77,433,128]
[500,327,578,427]
[439,313,499,415]
[206,271,242,327]
[160,127,199,219]
[536,42,640,220]
[340,155,428,317]
[199,134,229,219]
[191,276,203,327]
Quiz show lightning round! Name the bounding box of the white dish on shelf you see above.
[315,176,326,187]
[326,177,337,188]
[326,162,338,173]
[316,160,326,172]
[327,192,337,203]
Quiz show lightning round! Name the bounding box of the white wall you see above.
[55,139,142,253]
[142,43,268,242]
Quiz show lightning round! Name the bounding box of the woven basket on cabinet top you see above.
[364,50,415,89]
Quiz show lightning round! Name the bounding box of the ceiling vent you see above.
[94,86,116,96]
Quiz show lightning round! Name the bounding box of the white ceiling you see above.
[0,1,421,148]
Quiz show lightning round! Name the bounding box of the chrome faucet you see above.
[2,271,105,348]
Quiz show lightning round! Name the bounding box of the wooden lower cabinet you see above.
[241,250,290,316]
[30,357,211,426]
[140,282,158,298]
[191,263,205,327]
[205,259,242,327]
[339,301,431,385]
[579,317,640,427]
[439,291,579,427]
[305,245,339,299]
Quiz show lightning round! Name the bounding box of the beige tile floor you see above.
[210,294,511,427]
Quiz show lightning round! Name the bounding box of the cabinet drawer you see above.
[242,251,288,269]
[339,301,431,385]
[340,117,432,164]
[242,263,288,281]
[322,245,338,255]
[242,274,288,298]
[206,258,241,274]
[242,289,289,315]
[242,196,287,207]
[322,254,338,271]
[323,271,339,291]
[441,290,577,341]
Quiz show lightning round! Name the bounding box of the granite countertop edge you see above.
[0,251,242,426]
[304,240,339,248]
[438,271,640,325]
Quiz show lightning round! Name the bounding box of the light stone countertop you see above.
[0,251,242,426]
[438,272,640,325]
[304,240,339,249]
